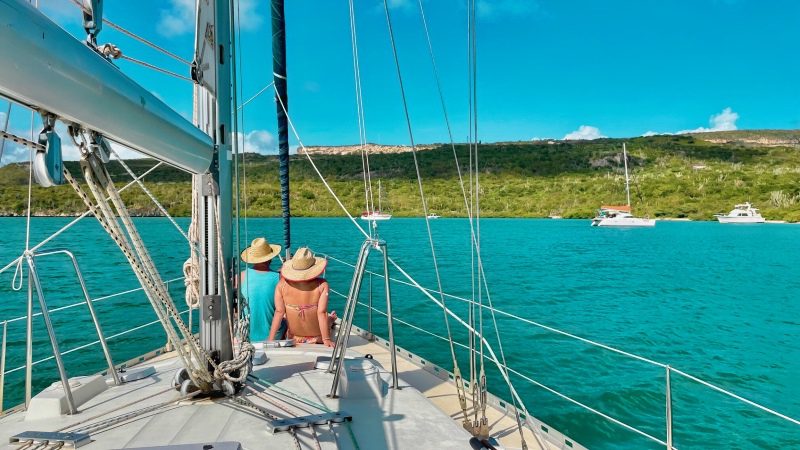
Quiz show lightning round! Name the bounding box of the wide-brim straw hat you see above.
[241,237,281,264]
[280,247,327,281]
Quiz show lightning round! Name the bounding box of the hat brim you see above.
[241,244,282,264]
[280,257,327,282]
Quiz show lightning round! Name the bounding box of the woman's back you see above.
[276,278,327,339]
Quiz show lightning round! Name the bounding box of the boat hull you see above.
[361,214,392,221]
[716,216,765,224]
[591,217,656,227]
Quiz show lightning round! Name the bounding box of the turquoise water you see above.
[1,217,799,449]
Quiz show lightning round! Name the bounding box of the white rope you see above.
[65,143,215,387]
[183,190,200,310]
[238,81,274,111]
[10,113,37,293]
[273,92,370,240]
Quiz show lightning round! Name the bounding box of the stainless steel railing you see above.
[0,269,186,413]
[324,253,800,449]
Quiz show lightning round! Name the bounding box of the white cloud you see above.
[478,0,540,19]
[158,0,195,37]
[563,125,606,141]
[236,0,264,31]
[159,0,262,37]
[238,130,277,154]
[679,107,739,134]
[642,107,740,136]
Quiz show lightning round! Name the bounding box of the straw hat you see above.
[240,237,281,264]
[280,247,327,281]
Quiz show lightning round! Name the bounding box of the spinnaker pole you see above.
[271,0,291,257]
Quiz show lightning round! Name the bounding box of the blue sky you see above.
[2,0,799,162]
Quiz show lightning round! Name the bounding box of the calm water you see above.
[0,217,798,449]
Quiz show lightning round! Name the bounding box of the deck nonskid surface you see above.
[0,344,475,449]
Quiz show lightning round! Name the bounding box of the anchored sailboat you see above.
[1,2,794,449]
[0,1,566,448]
[361,179,392,221]
[591,143,656,227]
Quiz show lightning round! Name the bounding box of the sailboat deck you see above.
[0,333,577,450]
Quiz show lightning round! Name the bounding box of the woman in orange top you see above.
[268,247,334,347]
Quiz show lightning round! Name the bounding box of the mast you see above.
[193,0,235,365]
[272,0,291,257]
[623,142,631,208]
[378,180,382,212]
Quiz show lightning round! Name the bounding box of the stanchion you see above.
[328,238,398,398]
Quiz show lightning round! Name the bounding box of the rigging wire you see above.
[232,0,244,294]
[116,55,192,81]
[238,81,275,111]
[67,0,192,66]
[108,147,191,243]
[274,89,546,442]
[347,0,376,229]
[380,0,472,428]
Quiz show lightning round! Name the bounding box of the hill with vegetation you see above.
[2,130,800,221]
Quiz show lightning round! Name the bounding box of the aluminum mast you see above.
[193,0,236,366]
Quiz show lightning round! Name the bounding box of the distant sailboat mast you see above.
[378,179,383,212]
[623,142,631,208]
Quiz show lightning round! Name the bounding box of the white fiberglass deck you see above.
[0,333,579,450]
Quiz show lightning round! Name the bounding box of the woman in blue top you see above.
[239,237,286,341]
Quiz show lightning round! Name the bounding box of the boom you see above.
[0,0,213,174]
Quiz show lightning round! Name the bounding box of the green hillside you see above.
[2,131,800,221]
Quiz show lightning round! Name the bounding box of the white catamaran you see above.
[591,143,656,227]
[0,1,795,450]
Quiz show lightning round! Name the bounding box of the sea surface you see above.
[0,217,798,449]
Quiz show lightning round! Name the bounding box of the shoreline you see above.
[1,214,795,223]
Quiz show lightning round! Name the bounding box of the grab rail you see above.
[325,254,800,448]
